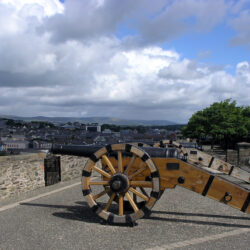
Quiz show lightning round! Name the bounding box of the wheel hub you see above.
[109,173,129,194]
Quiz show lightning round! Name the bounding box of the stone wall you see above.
[0,153,46,200]
[60,155,87,182]
[0,154,87,201]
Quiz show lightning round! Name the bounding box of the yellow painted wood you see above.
[102,155,116,174]
[130,146,145,157]
[111,144,125,151]
[93,189,109,200]
[104,192,116,212]
[92,165,111,178]
[84,159,94,172]
[124,155,136,174]
[130,181,153,188]
[152,157,249,213]
[119,194,124,216]
[82,176,90,189]
[186,148,250,183]
[129,187,149,201]
[147,197,156,208]
[206,177,249,211]
[129,165,147,179]
[140,187,149,198]
[125,192,139,212]
[118,151,123,172]
[94,147,107,158]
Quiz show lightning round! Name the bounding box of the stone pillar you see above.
[226,149,238,166]
[237,142,250,169]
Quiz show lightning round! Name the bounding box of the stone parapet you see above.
[0,154,87,201]
[60,155,87,182]
[0,153,46,200]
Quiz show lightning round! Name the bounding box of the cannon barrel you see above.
[51,144,179,158]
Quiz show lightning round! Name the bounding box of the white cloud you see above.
[2,0,64,17]
[236,61,250,84]
[158,59,207,80]
[0,0,249,123]
[229,10,250,47]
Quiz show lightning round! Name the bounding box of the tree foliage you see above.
[182,99,250,148]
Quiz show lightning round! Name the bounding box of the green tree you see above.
[6,119,15,126]
[182,99,250,149]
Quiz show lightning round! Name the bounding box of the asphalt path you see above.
[0,178,249,250]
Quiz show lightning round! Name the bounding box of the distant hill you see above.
[0,115,178,126]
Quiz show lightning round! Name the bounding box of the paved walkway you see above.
[0,179,249,250]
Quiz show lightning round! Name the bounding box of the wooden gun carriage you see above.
[50,142,250,226]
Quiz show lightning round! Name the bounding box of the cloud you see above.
[158,59,207,80]
[236,61,250,85]
[198,50,211,60]
[229,10,250,47]
[0,0,249,123]
[41,0,141,43]
[40,0,228,46]
[130,0,227,46]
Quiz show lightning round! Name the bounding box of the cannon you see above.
[153,140,250,183]
[50,142,250,226]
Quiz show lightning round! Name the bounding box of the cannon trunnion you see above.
[50,143,250,226]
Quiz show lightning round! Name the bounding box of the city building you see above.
[86,124,101,132]
[3,140,29,150]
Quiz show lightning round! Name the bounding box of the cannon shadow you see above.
[20,201,250,228]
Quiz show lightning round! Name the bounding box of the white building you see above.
[86,124,101,132]
[3,140,29,150]
[33,140,52,149]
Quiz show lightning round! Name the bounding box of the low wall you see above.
[226,149,238,166]
[226,142,250,169]
[238,142,250,168]
[60,155,87,181]
[0,154,87,201]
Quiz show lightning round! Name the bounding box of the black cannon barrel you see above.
[51,144,179,158]
[51,144,100,157]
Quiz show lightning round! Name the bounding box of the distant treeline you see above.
[5,119,55,128]
[101,124,185,133]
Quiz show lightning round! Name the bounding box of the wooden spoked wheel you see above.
[81,144,160,225]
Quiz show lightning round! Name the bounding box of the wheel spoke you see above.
[129,165,147,180]
[119,194,124,216]
[89,181,109,186]
[125,192,139,212]
[102,155,116,174]
[118,151,123,173]
[130,181,153,188]
[93,189,109,200]
[129,187,149,201]
[139,187,149,198]
[92,165,111,179]
[124,155,136,174]
[104,192,116,212]
[133,188,137,203]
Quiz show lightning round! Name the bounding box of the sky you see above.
[0,0,249,123]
